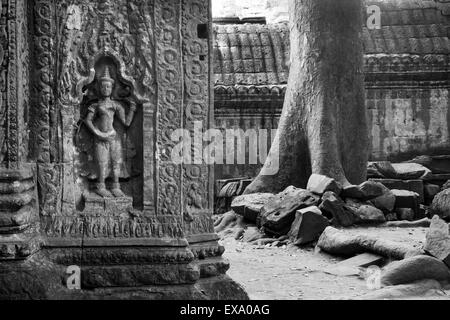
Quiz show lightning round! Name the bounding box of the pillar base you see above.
[0,250,248,300]
[0,231,249,300]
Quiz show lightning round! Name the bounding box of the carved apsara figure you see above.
[84,66,136,198]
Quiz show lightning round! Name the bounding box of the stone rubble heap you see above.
[215,156,450,296]
[216,156,450,249]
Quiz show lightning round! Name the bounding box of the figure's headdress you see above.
[99,66,115,84]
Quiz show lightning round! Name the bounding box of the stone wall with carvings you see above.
[0,0,30,167]
[25,0,215,242]
[213,0,450,180]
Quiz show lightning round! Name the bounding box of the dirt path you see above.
[222,226,450,300]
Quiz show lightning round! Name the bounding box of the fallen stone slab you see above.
[260,187,320,237]
[354,279,443,300]
[424,216,450,268]
[317,227,413,259]
[430,189,450,220]
[391,163,432,180]
[288,206,329,246]
[381,255,450,286]
[231,193,275,223]
[319,192,355,227]
[307,174,342,196]
[345,199,386,224]
[324,253,384,277]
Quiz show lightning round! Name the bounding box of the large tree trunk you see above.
[245,0,369,194]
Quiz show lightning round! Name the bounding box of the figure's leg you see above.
[95,141,111,198]
[110,139,125,198]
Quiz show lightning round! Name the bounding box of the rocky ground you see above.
[215,160,450,300]
[221,226,450,300]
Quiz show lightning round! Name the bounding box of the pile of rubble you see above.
[215,157,450,297]
[215,157,450,247]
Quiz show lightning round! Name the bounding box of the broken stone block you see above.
[288,206,329,246]
[424,216,450,268]
[358,181,385,200]
[260,187,320,236]
[381,255,450,286]
[391,163,432,180]
[319,192,355,227]
[392,189,420,218]
[424,184,440,203]
[430,189,450,220]
[307,174,342,196]
[369,184,396,213]
[370,179,424,204]
[341,185,366,199]
[231,193,275,223]
[396,208,415,221]
[345,199,386,224]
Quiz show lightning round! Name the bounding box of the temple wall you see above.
[212,0,450,180]
[368,87,450,161]
[214,86,450,180]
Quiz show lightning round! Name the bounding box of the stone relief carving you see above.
[181,0,214,235]
[28,0,213,238]
[78,64,137,199]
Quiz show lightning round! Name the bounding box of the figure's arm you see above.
[115,101,137,127]
[85,105,100,136]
